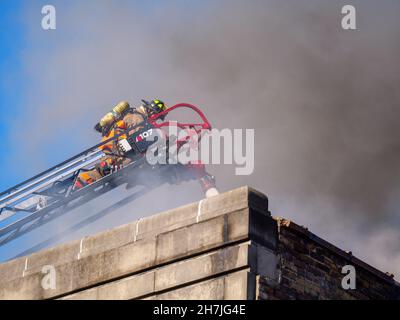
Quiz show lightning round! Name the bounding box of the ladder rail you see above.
[0,117,150,210]
[0,118,151,200]
[0,150,103,204]
[0,151,104,210]
[0,157,149,245]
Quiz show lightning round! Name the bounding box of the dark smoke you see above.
[3,0,400,276]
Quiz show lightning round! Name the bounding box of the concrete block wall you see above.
[0,186,399,300]
[0,186,272,299]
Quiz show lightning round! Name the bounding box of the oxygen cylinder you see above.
[112,101,130,119]
[99,112,115,128]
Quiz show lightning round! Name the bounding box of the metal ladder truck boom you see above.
[0,103,217,250]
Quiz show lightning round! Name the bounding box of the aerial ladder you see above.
[0,103,216,253]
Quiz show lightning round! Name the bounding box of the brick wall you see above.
[258,218,400,300]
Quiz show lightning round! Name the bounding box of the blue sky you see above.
[0,0,27,190]
[0,0,33,261]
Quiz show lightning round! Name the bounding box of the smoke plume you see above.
[2,0,400,277]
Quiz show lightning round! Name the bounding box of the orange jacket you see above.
[99,120,127,153]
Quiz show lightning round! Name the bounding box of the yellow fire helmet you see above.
[99,112,115,128]
[150,99,167,113]
[112,101,130,118]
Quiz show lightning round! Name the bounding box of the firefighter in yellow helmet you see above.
[73,99,167,190]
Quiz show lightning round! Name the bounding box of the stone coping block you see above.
[60,243,253,300]
[0,186,269,286]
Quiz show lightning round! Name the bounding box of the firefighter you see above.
[73,99,219,198]
[73,99,167,190]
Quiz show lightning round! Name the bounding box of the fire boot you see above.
[199,173,219,198]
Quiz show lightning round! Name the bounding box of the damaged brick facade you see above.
[257,218,400,300]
